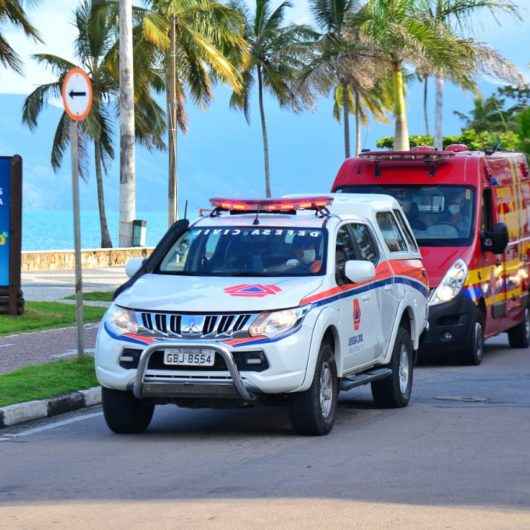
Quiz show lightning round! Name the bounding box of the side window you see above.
[335,226,358,285]
[376,212,408,253]
[482,189,493,232]
[393,209,418,252]
[350,224,379,264]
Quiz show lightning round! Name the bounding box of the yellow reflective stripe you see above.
[484,287,523,307]
[465,260,524,286]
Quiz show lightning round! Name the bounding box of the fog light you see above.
[442,331,453,342]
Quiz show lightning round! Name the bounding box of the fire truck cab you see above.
[332,146,530,365]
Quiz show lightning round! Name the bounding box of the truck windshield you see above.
[337,185,475,246]
[158,226,327,277]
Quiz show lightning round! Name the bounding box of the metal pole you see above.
[70,120,84,358]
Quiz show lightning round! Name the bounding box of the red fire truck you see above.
[332,146,530,365]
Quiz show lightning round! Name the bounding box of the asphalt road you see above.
[1,335,529,529]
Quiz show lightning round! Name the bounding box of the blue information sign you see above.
[0,157,10,287]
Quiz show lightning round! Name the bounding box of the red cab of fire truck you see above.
[331,146,530,365]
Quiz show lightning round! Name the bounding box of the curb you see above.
[0,387,101,429]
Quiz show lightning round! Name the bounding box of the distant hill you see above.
[0,81,480,214]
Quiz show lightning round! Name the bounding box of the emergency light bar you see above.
[210,196,333,214]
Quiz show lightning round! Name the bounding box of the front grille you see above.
[136,311,255,339]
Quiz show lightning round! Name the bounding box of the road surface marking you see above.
[13,411,103,437]
[0,343,14,348]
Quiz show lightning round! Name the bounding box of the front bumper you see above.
[95,318,315,399]
[420,290,475,353]
[133,341,254,401]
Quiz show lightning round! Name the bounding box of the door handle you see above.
[383,285,392,291]
[361,295,371,301]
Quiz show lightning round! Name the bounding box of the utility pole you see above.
[119,0,136,247]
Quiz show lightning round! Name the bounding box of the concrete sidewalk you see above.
[22,267,127,302]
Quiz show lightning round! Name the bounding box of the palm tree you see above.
[303,0,390,158]
[0,0,41,74]
[418,0,522,150]
[22,0,165,248]
[231,0,316,197]
[138,0,246,225]
[118,0,136,246]
[363,0,477,151]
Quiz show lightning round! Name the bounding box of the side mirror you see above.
[125,257,144,278]
[481,222,509,254]
[344,260,376,284]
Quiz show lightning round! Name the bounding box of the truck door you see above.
[335,224,382,370]
[374,212,408,346]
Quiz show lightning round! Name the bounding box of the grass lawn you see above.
[0,357,98,408]
[65,291,114,302]
[0,302,106,336]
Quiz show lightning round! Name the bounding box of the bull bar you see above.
[132,341,255,402]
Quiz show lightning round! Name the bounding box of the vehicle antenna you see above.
[253,211,260,226]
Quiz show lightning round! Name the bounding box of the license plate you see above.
[163,349,215,367]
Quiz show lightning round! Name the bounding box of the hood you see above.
[115,273,325,313]
[420,246,473,287]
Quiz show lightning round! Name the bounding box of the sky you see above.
[1,0,527,95]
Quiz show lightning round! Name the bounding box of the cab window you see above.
[393,209,418,252]
[376,212,408,252]
[335,226,357,285]
[349,224,379,264]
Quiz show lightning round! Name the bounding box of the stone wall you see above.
[22,247,154,272]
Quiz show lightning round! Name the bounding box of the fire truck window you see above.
[376,212,408,252]
[336,185,476,247]
[349,223,380,264]
[482,189,493,232]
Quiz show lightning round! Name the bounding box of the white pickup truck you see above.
[96,194,429,436]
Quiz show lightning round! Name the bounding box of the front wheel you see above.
[508,307,530,348]
[289,340,338,436]
[102,387,154,434]
[372,326,413,408]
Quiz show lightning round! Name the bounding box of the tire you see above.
[462,309,484,366]
[102,387,154,434]
[289,340,338,436]
[372,326,413,408]
[508,306,530,348]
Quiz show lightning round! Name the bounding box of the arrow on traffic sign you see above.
[69,90,87,98]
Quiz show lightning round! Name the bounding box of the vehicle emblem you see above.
[181,315,205,335]
[224,284,282,298]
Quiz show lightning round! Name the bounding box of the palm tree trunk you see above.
[392,62,410,151]
[257,66,272,198]
[354,89,361,157]
[423,76,430,137]
[94,142,112,248]
[118,0,136,246]
[434,73,444,150]
[343,82,351,158]
[167,16,178,226]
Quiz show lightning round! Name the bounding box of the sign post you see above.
[0,156,23,315]
[61,68,93,359]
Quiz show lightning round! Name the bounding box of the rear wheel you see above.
[102,387,154,434]
[289,340,338,436]
[508,306,530,348]
[372,326,413,408]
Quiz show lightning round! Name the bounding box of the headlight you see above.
[429,259,468,306]
[105,305,138,335]
[249,307,310,338]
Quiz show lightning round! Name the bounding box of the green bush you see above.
[375,129,521,152]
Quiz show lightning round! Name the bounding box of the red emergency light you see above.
[210,196,333,213]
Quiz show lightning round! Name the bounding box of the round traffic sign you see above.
[61,68,93,122]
